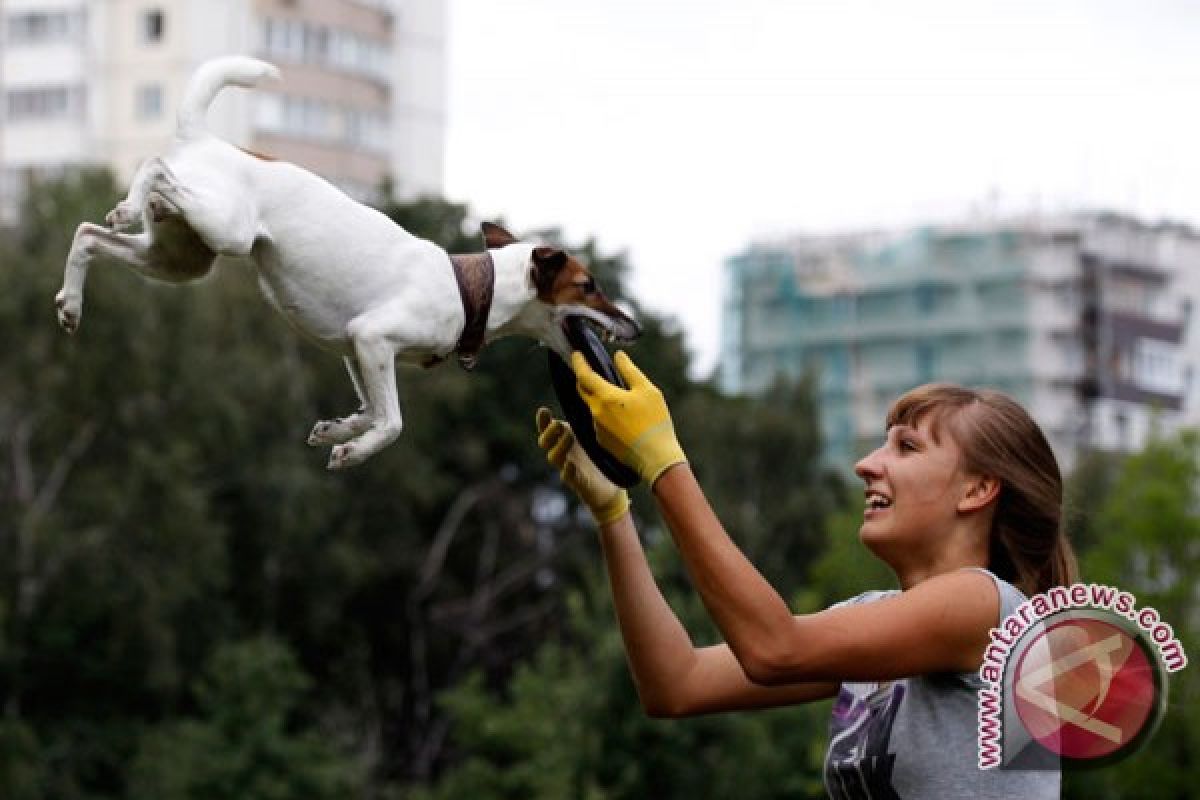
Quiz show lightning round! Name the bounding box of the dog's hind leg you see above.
[139,157,259,256]
[56,223,154,333]
[307,356,373,446]
[105,158,157,231]
[326,314,405,469]
[56,221,215,333]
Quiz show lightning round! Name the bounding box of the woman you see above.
[535,351,1076,799]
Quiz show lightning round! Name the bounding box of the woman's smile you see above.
[863,488,893,519]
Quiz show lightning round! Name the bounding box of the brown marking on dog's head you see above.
[482,221,518,249]
[238,146,278,162]
[530,245,569,299]
[530,246,635,332]
[480,222,638,340]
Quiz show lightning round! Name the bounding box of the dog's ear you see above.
[482,221,518,249]
[530,246,568,293]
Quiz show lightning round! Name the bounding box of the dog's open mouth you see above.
[562,311,639,346]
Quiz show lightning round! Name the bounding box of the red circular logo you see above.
[1011,615,1161,762]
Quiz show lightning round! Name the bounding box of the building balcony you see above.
[1081,379,1184,412]
[741,303,1030,348]
[1104,310,1185,345]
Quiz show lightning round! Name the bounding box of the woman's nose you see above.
[854,447,884,481]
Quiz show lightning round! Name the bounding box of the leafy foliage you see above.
[128,637,361,800]
[411,566,833,800]
[1063,432,1199,800]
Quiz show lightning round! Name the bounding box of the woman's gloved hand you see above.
[570,351,687,488]
[535,407,630,525]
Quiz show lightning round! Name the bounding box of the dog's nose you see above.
[617,313,641,342]
[607,300,640,340]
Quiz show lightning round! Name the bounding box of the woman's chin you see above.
[858,523,898,560]
[858,517,885,541]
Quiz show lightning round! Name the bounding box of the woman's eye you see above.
[900,439,917,452]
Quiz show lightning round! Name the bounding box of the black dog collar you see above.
[446,251,495,370]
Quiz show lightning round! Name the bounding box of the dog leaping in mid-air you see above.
[56,55,639,469]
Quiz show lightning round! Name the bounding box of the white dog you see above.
[56,56,639,469]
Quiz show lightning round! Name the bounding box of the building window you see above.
[1114,411,1130,451]
[916,283,936,313]
[1130,338,1183,395]
[142,9,165,43]
[261,17,392,81]
[5,85,87,122]
[916,342,936,383]
[6,9,87,46]
[136,84,163,120]
[254,92,391,153]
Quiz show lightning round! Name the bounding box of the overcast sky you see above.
[443,0,1200,378]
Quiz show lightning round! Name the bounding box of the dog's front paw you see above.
[308,419,341,446]
[105,202,139,231]
[55,288,81,334]
[327,443,358,470]
[308,412,369,446]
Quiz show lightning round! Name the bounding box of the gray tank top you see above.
[823,568,1060,799]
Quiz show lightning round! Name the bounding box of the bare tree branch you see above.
[11,413,37,506]
[32,420,98,522]
[412,479,496,600]
[6,415,99,719]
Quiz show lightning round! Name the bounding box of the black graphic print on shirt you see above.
[825,680,906,800]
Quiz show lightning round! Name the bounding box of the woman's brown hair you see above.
[886,383,1079,596]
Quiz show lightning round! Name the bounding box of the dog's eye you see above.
[578,278,597,294]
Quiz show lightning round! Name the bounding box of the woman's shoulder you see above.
[955,566,1028,625]
[830,567,1025,624]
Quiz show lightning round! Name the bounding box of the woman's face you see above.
[853,414,968,557]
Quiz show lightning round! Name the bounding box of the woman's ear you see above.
[958,474,1001,513]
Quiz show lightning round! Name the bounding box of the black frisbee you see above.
[547,317,640,488]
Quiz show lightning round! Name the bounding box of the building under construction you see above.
[720,213,1198,471]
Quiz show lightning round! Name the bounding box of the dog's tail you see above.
[177,56,280,140]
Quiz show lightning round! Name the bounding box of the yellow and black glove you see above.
[535,407,630,525]
[570,351,687,488]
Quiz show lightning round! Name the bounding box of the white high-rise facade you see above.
[0,0,447,222]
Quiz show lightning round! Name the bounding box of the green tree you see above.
[1062,447,1127,557]
[129,637,360,799]
[1063,430,1199,800]
[0,719,43,799]
[802,504,896,613]
[413,560,834,800]
[676,376,847,593]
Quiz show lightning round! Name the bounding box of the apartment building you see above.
[0,0,446,223]
[720,213,1197,471]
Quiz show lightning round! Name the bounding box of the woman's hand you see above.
[570,351,687,487]
[535,407,630,525]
